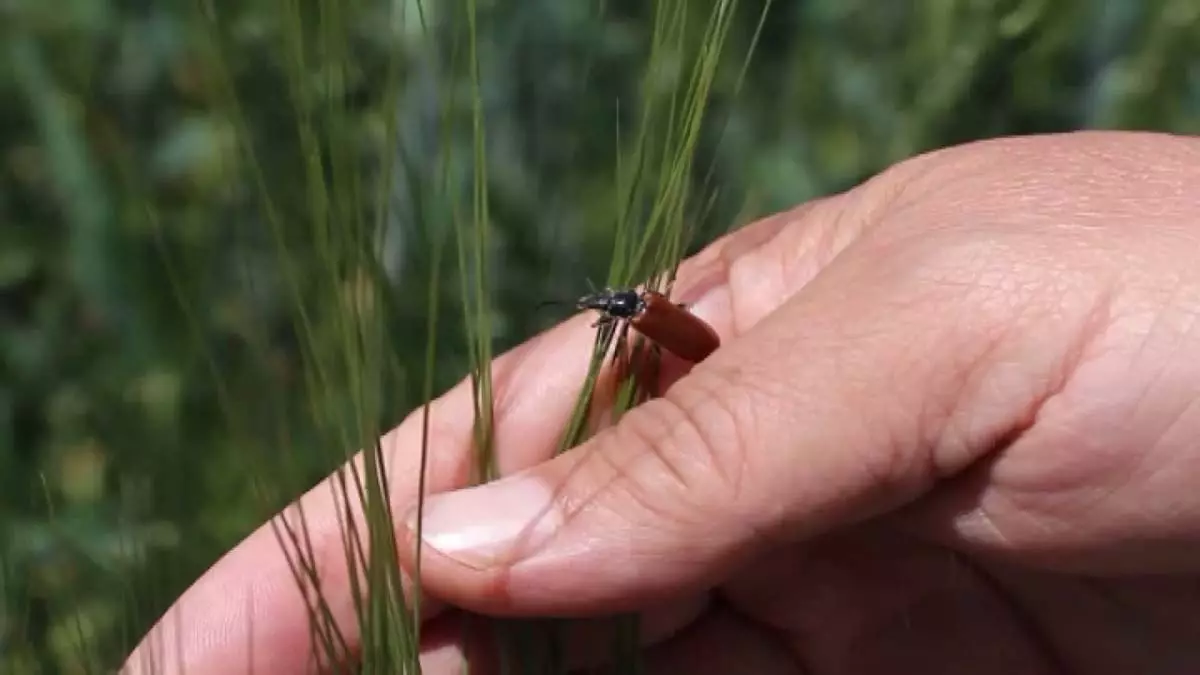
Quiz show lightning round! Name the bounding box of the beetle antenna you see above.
[535,298,571,311]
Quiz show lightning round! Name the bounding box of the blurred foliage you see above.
[1,0,1197,672]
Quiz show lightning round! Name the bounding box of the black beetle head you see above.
[576,288,643,319]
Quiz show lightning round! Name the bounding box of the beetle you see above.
[576,287,720,363]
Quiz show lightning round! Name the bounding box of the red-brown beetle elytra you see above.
[577,287,720,363]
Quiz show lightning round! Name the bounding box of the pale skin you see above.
[123,130,1200,674]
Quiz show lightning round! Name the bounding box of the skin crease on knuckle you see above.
[991,307,1200,568]
[601,369,755,545]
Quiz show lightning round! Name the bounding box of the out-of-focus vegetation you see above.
[2,0,1197,672]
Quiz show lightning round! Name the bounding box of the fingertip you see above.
[399,406,745,618]
[407,474,565,573]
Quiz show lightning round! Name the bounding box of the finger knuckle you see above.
[618,369,755,515]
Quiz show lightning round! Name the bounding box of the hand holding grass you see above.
[125,130,1200,674]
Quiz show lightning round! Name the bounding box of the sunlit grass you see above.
[165,0,770,672]
[179,0,429,671]
[1,0,785,671]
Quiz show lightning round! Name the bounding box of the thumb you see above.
[400,225,1059,618]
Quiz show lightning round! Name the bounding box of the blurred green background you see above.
[2,0,1197,672]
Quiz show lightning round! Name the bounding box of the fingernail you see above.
[407,475,563,569]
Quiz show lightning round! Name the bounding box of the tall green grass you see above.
[153,0,775,672]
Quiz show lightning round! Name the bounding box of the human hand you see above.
[123,130,1200,674]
